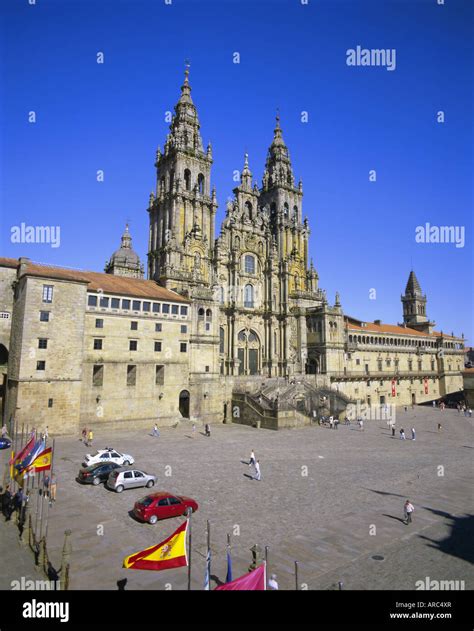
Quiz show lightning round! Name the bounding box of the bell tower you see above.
[147,65,217,294]
[401,270,435,334]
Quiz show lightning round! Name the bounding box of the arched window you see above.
[184,169,191,191]
[169,170,175,191]
[244,255,255,274]
[198,307,205,321]
[206,309,212,321]
[219,327,225,354]
[284,202,289,216]
[270,202,276,217]
[198,173,205,194]
[293,205,298,219]
[238,330,246,342]
[219,286,225,304]
[244,284,254,308]
[245,201,253,220]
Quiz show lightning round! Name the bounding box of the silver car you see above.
[106,467,156,493]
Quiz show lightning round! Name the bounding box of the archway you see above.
[237,329,260,375]
[179,390,190,418]
[0,344,8,366]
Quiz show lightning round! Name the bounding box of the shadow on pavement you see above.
[418,512,474,565]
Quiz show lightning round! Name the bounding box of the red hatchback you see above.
[133,492,198,524]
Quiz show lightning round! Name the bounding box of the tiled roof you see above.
[0,257,20,268]
[3,258,189,303]
[346,320,460,340]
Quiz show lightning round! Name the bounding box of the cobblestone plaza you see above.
[1,406,472,591]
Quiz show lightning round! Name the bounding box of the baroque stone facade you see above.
[0,68,466,434]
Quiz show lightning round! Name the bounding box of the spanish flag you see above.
[123,520,188,571]
[26,447,52,473]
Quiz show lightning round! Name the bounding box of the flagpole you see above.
[187,508,192,591]
[294,561,299,591]
[43,439,55,542]
[207,520,211,590]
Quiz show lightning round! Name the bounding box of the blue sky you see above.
[1,0,472,340]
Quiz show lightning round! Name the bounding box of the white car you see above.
[82,448,134,468]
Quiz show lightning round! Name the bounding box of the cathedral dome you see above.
[105,224,144,278]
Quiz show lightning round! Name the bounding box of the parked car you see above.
[132,492,198,524]
[76,461,121,485]
[106,468,156,493]
[82,448,134,468]
[0,437,11,450]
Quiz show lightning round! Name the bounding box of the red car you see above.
[133,491,198,524]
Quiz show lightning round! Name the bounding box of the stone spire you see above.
[401,270,434,333]
[241,153,253,190]
[165,63,204,156]
[262,113,295,190]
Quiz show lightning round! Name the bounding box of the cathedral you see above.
[0,68,465,434]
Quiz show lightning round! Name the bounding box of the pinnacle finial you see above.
[184,59,190,84]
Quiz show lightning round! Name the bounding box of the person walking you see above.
[437,423,442,433]
[329,416,334,429]
[359,418,364,431]
[411,427,416,441]
[192,423,196,437]
[391,425,396,437]
[43,474,51,499]
[151,424,160,437]
[1,485,12,520]
[268,574,279,590]
[81,427,87,443]
[205,423,211,437]
[249,450,256,468]
[400,428,406,440]
[403,500,414,525]
[87,429,93,447]
[253,460,261,481]
[49,473,57,505]
[1,424,7,438]
[432,401,436,409]
[469,408,472,418]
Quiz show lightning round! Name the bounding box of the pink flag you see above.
[215,563,266,590]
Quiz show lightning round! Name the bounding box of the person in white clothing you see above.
[404,500,414,525]
[249,450,256,467]
[268,574,279,590]
[254,460,261,481]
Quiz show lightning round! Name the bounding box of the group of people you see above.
[0,485,27,522]
[80,427,93,446]
[391,426,416,440]
[457,403,472,417]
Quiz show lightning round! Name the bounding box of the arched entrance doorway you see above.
[179,390,190,418]
[0,344,8,367]
[237,329,260,375]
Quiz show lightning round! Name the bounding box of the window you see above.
[127,365,137,386]
[42,285,53,303]
[184,169,191,191]
[36,361,46,371]
[431,361,435,371]
[48,399,53,408]
[155,323,162,332]
[198,173,205,194]
[356,358,360,366]
[134,471,145,478]
[198,308,205,320]
[143,301,151,312]
[180,342,187,353]
[162,304,170,314]
[154,341,162,352]
[158,498,169,507]
[88,295,98,307]
[40,311,50,322]
[38,339,48,349]
[365,364,369,374]
[155,365,165,385]
[93,364,104,386]
[206,309,212,321]
[122,299,131,310]
[124,472,133,479]
[244,284,254,308]
[132,300,141,311]
[219,328,225,354]
[111,298,120,309]
[418,361,422,371]
[181,325,187,334]
[205,365,210,372]
[408,360,413,371]
[95,319,103,329]
[171,305,179,315]
[169,496,182,505]
[180,306,188,316]
[129,340,138,351]
[93,339,103,350]
[99,296,109,308]
[153,303,160,313]
[377,360,383,371]
[244,255,255,274]
[130,321,138,331]
[206,323,211,331]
